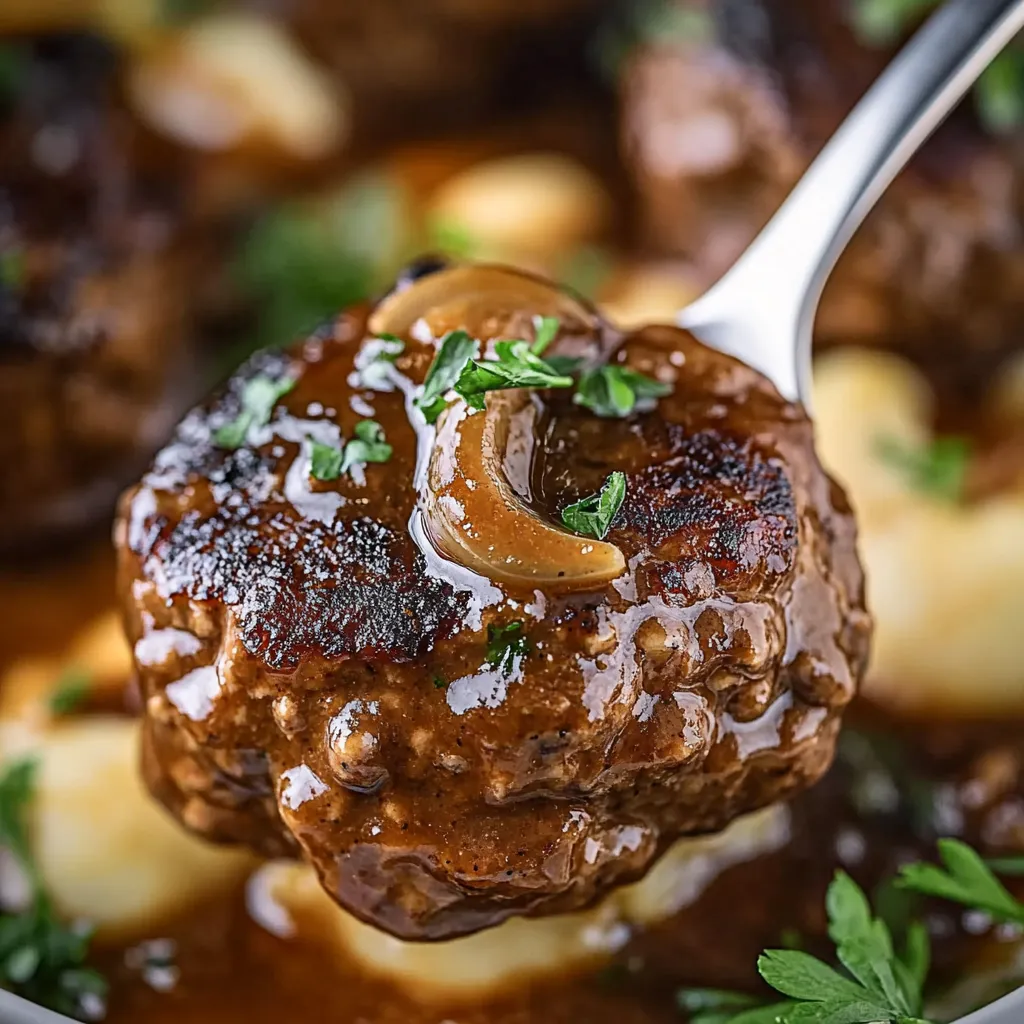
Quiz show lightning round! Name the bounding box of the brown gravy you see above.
[1,551,1021,1024]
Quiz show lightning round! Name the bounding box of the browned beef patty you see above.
[116,261,869,940]
[0,35,196,551]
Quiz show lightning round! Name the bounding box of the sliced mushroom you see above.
[369,264,599,341]
[375,264,626,592]
[424,391,626,592]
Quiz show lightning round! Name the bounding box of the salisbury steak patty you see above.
[0,36,194,549]
[116,263,870,940]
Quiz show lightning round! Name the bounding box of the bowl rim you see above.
[1,978,1023,1023]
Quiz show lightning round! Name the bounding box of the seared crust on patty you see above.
[117,265,870,940]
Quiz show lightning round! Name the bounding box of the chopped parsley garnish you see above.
[432,676,448,690]
[486,622,530,677]
[415,330,479,424]
[48,669,90,718]
[340,420,392,475]
[308,421,392,481]
[875,435,970,502]
[0,759,107,1020]
[561,472,627,540]
[453,339,574,411]
[574,365,672,418]
[898,839,1024,925]
[213,374,295,450]
[309,439,344,481]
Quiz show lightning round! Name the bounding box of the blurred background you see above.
[1,3,1024,1022]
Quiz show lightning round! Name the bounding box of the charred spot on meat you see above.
[116,263,870,941]
[0,36,195,551]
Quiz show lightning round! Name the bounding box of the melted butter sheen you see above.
[115,265,871,941]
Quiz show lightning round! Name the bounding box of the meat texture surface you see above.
[0,36,194,550]
[117,262,870,940]
[622,0,1024,382]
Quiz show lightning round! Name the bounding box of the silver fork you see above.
[678,0,1024,406]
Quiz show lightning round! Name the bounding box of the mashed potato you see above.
[814,348,1024,717]
[0,717,251,942]
[247,804,790,1001]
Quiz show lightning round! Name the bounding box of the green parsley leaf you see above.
[309,439,344,481]
[976,50,1024,134]
[574,365,671,418]
[530,316,561,355]
[48,669,90,718]
[453,339,574,411]
[898,838,1024,925]
[416,330,479,424]
[486,622,530,677]
[0,759,107,1019]
[340,420,392,476]
[561,471,627,540]
[214,374,295,450]
[875,435,970,502]
[701,871,934,1024]
[432,676,447,690]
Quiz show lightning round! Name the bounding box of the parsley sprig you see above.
[415,320,573,422]
[309,421,392,481]
[898,838,1024,925]
[684,838,1024,1024]
[415,318,669,425]
[683,870,932,1024]
[561,472,627,540]
[453,339,575,411]
[0,759,107,1020]
[415,330,479,424]
[214,374,295,450]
